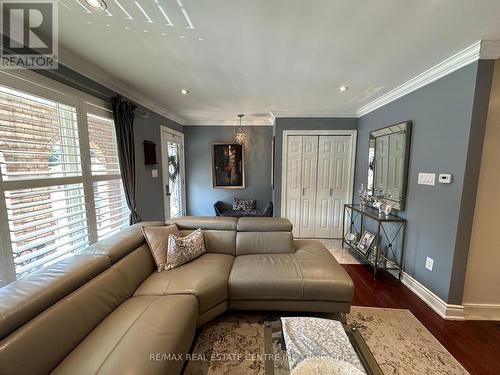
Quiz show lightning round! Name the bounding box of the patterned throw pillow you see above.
[166,228,206,270]
[142,224,180,272]
[232,198,256,212]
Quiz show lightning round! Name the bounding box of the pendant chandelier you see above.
[235,114,247,144]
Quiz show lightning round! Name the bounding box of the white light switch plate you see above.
[151,169,158,178]
[425,257,434,271]
[418,173,435,186]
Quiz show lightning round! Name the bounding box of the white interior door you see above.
[283,131,356,239]
[315,136,352,238]
[315,136,335,238]
[285,136,303,236]
[299,136,318,237]
[161,128,186,220]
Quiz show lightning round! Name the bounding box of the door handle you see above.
[302,188,305,196]
[166,185,171,196]
[329,188,333,196]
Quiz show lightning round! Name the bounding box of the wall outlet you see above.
[151,169,158,178]
[425,257,434,271]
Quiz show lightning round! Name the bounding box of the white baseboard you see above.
[391,271,500,321]
[400,272,465,321]
[463,303,500,321]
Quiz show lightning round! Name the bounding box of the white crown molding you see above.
[271,110,358,118]
[463,303,500,321]
[480,40,500,59]
[356,41,482,117]
[400,272,465,321]
[184,117,274,126]
[57,47,186,125]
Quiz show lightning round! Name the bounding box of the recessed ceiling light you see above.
[85,0,107,10]
[124,26,130,29]
[338,85,349,92]
[179,35,185,39]
[144,30,149,33]
[198,38,204,41]
[161,32,167,36]
[180,89,190,95]
[105,24,111,27]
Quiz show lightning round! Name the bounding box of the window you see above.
[0,73,129,286]
[88,114,129,240]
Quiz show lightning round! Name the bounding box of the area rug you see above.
[348,307,469,375]
[184,307,469,375]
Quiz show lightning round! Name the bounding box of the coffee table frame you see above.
[263,320,383,375]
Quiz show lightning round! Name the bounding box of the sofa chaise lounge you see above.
[0,217,354,375]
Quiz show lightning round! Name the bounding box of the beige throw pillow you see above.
[166,228,206,270]
[142,224,180,272]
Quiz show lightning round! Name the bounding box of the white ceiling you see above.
[56,0,500,125]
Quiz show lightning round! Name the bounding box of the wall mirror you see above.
[368,121,412,211]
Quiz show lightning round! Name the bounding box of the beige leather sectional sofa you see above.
[0,217,354,375]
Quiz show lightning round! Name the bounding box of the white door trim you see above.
[280,129,357,229]
[160,126,186,220]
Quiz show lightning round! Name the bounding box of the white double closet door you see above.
[285,135,353,238]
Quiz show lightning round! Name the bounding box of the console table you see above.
[342,204,407,280]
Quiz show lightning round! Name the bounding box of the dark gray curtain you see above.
[111,96,139,224]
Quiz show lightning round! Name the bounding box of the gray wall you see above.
[354,61,493,304]
[184,126,273,216]
[273,118,358,217]
[134,108,184,221]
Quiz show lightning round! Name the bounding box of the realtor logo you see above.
[1,1,58,69]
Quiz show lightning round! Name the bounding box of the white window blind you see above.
[93,179,129,240]
[0,86,81,180]
[0,76,130,286]
[87,114,129,240]
[5,184,89,277]
[88,114,121,176]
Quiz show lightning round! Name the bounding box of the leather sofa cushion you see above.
[294,240,354,303]
[111,244,156,295]
[237,217,292,232]
[166,216,237,230]
[236,231,294,255]
[229,254,303,300]
[0,267,131,375]
[229,240,354,303]
[0,254,110,339]
[85,221,164,263]
[52,295,198,375]
[178,229,236,255]
[134,253,234,313]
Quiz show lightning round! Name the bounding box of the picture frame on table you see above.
[357,231,375,255]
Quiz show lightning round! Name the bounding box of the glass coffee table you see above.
[263,319,383,375]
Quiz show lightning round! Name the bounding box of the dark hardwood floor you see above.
[343,264,500,375]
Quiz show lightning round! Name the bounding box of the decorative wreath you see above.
[168,155,179,181]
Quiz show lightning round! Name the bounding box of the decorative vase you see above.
[358,184,368,210]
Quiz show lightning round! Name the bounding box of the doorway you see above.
[160,127,186,220]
